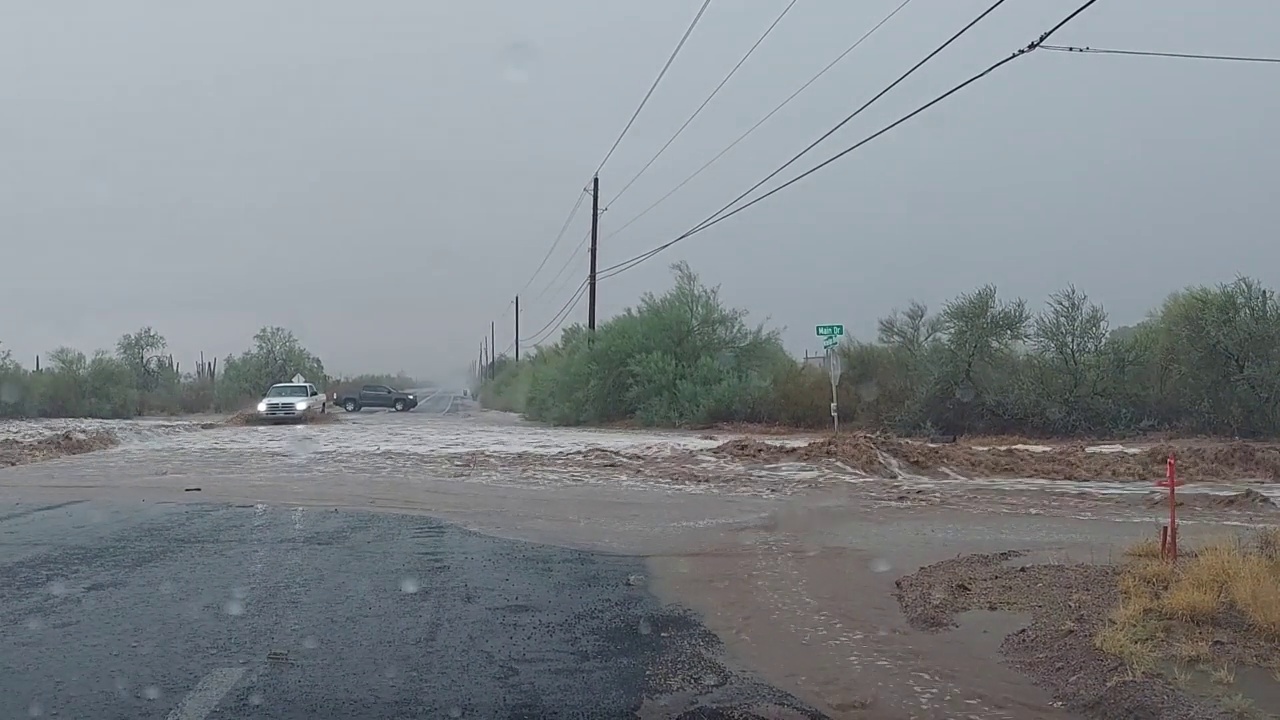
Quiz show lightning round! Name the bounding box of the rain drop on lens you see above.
[27,700,42,718]
[399,578,420,594]
[47,581,67,597]
[638,618,652,635]
[302,636,319,649]
[498,40,536,84]
[870,558,893,573]
[448,706,463,718]
[224,600,245,616]
[143,686,162,700]
[249,692,264,706]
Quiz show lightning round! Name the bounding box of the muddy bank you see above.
[713,434,1280,482]
[0,431,119,468]
[895,552,1248,720]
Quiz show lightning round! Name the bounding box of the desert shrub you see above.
[0,326,328,418]
[483,268,1280,437]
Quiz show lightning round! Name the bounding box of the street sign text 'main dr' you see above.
[815,324,844,337]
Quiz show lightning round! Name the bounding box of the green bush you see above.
[485,262,795,428]
[482,268,1280,438]
[215,327,327,412]
[0,326,329,419]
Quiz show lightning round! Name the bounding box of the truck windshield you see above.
[266,385,309,397]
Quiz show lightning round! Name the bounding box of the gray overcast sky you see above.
[2,1,1276,379]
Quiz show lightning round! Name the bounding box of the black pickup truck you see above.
[335,384,420,412]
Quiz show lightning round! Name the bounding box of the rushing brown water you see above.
[3,406,1275,718]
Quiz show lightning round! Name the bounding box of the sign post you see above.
[816,325,844,433]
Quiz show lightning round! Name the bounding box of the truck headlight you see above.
[257,402,267,412]
[295,401,308,410]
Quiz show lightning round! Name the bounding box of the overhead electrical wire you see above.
[531,228,592,305]
[521,280,590,346]
[502,0,716,347]
[518,187,589,297]
[600,0,916,243]
[606,0,801,208]
[597,0,1104,280]
[595,0,714,175]
[644,0,1012,247]
[1040,44,1280,64]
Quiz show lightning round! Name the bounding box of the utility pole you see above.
[490,321,496,379]
[587,174,600,333]
[514,295,520,362]
[481,338,487,380]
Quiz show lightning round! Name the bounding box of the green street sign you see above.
[816,324,844,337]
[822,335,839,349]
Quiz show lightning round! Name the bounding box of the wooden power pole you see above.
[587,174,599,333]
[514,295,520,362]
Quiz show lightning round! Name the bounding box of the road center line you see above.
[165,667,247,720]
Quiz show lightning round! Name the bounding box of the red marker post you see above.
[1155,453,1178,561]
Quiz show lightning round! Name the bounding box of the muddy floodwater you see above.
[3,404,1277,718]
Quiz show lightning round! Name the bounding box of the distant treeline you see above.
[479,262,1280,438]
[0,327,428,419]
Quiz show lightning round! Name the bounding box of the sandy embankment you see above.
[0,431,119,468]
[709,433,1280,483]
[0,411,340,469]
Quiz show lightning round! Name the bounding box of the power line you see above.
[528,288,588,347]
[598,0,1103,280]
[517,185,589,297]
[595,0,714,175]
[1040,44,1280,65]
[600,0,916,243]
[606,0,801,208]
[531,228,591,305]
[662,0,1013,247]
[522,280,590,346]
[509,2,714,348]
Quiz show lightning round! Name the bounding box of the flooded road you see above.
[2,401,1275,718]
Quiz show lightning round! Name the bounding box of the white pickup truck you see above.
[256,382,326,421]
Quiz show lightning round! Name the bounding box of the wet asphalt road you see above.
[0,500,826,719]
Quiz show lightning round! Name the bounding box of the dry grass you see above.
[1219,692,1259,719]
[1096,531,1280,712]
[1173,637,1214,664]
[1125,538,1165,560]
[1210,663,1237,686]
[1115,535,1280,641]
